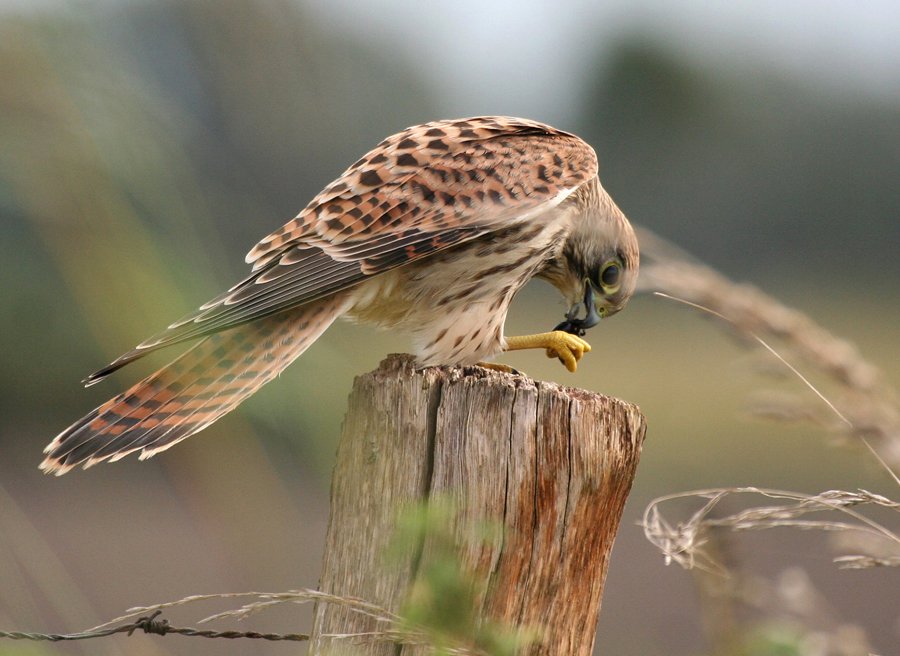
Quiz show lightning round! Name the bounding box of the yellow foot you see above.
[476,362,519,375]
[504,331,592,373]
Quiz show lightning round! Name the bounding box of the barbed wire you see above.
[0,610,309,643]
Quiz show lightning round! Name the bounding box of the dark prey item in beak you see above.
[553,283,601,337]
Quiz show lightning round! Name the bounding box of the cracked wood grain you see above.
[311,354,646,656]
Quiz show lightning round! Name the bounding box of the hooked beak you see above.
[553,282,602,337]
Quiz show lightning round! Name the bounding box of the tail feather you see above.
[41,294,348,475]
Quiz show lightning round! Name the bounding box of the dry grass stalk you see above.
[88,589,396,631]
[637,227,900,469]
[638,227,900,575]
[642,487,900,572]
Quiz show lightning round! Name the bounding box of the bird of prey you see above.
[41,116,638,475]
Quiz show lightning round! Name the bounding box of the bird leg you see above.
[504,331,592,372]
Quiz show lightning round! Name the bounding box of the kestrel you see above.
[42,117,639,474]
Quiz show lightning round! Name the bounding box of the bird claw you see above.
[477,362,520,375]
[542,331,591,372]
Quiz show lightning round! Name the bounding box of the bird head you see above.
[550,180,639,336]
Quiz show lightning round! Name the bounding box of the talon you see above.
[477,362,519,375]
[549,331,589,372]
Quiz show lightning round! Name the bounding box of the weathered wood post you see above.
[310,354,646,655]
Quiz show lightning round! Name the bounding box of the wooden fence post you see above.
[310,354,646,656]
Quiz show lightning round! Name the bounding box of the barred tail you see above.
[41,294,348,475]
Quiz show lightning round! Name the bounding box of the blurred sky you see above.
[304,0,900,122]
[4,0,900,123]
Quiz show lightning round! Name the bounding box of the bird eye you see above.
[600,263,620,289]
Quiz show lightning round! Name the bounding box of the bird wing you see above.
[88,116,598,383]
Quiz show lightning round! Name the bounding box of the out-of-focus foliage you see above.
[393,502,533,656]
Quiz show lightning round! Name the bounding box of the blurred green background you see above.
[1,1,898,654]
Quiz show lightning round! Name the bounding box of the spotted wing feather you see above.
[87,117,597,383]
